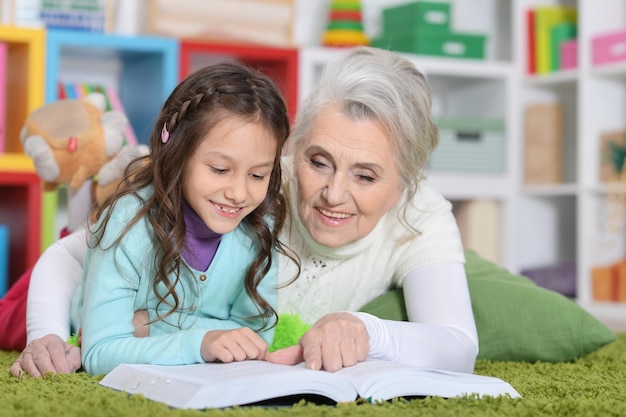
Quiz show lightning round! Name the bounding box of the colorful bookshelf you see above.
[179,40,298,120]
[0,26,45,287]
[42,29,179,248]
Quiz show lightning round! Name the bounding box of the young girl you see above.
[74,62,294,375]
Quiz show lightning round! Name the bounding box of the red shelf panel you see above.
[179,40,298,121]
[0,171,41,286]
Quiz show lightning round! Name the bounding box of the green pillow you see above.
[359,250,617,362]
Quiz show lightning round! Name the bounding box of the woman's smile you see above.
[316,207,354,226]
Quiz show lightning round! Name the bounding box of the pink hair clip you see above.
[161,124,170,144]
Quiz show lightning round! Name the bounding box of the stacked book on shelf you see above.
[40,0,108,32]
[57,81,137,146]
[526,5,578,74]
[2,0,115,32]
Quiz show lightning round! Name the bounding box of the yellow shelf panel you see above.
[0,153,35,172]
[0,25,45,154]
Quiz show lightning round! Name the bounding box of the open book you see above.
[99,359,521,409]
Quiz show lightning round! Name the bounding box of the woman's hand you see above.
[201,327,269,363]
[10,334,81,378]
[267,312,370,371]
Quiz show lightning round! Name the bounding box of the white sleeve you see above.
[26,228,88,343]
[351,262,479,373]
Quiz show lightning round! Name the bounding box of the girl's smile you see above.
[212,201,244,218]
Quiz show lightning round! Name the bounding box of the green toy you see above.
[269,314,311,352]
[67,333,80,348]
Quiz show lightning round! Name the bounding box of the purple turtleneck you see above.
[181,199,222,272]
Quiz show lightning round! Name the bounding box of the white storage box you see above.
[428,117,506,173]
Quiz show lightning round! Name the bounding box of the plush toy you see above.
[20,93,127,192]
[20,93,147,233]
[92,143,149,214]
[269,314,311,352]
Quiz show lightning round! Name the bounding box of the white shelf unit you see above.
[515,0,626,327]
[297,0,520,271]
[300,0,626,328]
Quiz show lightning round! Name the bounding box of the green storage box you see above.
[427,118,505,173]
[382,1,451,35]
[374,31,486,60]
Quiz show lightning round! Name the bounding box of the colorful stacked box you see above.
[372,1,486,60]
[322,0,369,47]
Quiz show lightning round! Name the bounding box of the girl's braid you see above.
[167,90,216,131]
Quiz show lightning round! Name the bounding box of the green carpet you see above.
[2,334,625,417]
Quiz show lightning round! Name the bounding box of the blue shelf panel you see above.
[45,29,179,144]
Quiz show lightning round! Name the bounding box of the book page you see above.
[335,359,521,401]
[100,361,358,409]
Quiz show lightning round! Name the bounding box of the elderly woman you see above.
[9,47,478,377]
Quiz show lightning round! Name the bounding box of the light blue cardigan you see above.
[71,186,277,375]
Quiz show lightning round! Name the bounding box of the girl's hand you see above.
[201,327,269,363]
[267,312,369,372]
[10,334,81,378]
[132,310,150,337]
